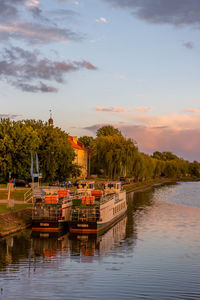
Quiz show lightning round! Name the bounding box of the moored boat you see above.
[76,180,95,194]
[69,181,127,234]
[32,187,69,232]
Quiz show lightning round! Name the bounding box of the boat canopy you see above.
[77,180,95,190]
[103,181,122,192]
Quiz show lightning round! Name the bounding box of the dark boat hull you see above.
[69,210,126,234]
[32,219,65,232]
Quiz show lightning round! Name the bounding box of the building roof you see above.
[68,136,88,151]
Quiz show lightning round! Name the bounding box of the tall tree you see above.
[78,136,94,147]
[96,125,122,137]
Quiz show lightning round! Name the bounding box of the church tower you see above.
[48,109,53,126]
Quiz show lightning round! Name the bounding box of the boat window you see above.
[89,184,93,189]
[108,184,113,188]
[117,184,120,189]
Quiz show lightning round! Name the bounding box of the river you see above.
[1,182,200,299]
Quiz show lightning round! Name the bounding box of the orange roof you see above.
[68,136,88,151]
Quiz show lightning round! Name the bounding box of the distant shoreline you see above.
[124,177,199,194]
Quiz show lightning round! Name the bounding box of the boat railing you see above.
[32,206,62,220]
[100,193,115,205]
[70,207,98,222]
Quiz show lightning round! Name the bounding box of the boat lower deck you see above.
[69,209,126,234]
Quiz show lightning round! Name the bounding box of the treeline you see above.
[0,120,200,183]
[0,119,76,183]
[79,125,200,180]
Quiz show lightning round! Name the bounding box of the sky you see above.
[1,0,200,161]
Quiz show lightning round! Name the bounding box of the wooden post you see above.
[7,183,11,208]
[7,183,14,208]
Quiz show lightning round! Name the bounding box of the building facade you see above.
[68,136,88,178]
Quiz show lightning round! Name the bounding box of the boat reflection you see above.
[31,231,68,258]
[68,216,127,260]
[30,216,127,261]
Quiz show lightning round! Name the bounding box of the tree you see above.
[0,119,75,183]
[96,125,122,137]
[78,136,94,148]
[189,161,200,177]
[91,129,137,179]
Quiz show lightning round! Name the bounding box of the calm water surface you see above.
[1,182,200,299]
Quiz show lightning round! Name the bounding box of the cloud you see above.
[52,9,79,17]
[0,22,82,44]
[183,42,194,49]
[84,124,103,133]
[96,106,125,112]
[26,0,40,7]
[96,17,108,23]
[136,107,153,113]
[85,122,200,161]
[0,1,18,22]
[119,124,200,161]
[14,82,58,93]
[52,0,79,4]
[85,109,200,161]
[0,114,21,119]
[74,60,97,70]
[184,108,200,113]
[115,73,127,80]
[102,0,200,28]
[0,47,97,93]
[0,0,83,45]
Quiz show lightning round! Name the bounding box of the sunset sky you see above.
[1,0,200,161]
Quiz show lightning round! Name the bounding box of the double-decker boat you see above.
[68,181,127,234]
[76,180,95,194]
[32,187,70,232]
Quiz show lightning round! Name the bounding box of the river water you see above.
[1,182,200,300]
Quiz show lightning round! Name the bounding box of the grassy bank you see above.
[0,188,27,201]
[0,203,32,215]
[0,207,32,237]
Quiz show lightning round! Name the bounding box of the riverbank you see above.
[123,177,199,193]
[0,177,198,238]
[0,208,32,238]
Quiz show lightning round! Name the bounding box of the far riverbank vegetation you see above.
[0,119,200,184]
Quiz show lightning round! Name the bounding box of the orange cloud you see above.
[184,108,200,113]
[136,106,153,113]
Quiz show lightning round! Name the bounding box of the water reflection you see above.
[0,231,31,271]
[2,182,200,300]
[68,216,127,260]
[31,232,68,258]
[0,186,157,272]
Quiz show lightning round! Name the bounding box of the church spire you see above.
[48,109,53,126]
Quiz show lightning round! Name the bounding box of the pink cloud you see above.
[136,106,153,113]
[96,17,108,23]
[184,108,200,113]
[86,110,200,161]
[119,124,200,161]
[26,0,40,7]
[123,111,200,131]
[95,106,125,112]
